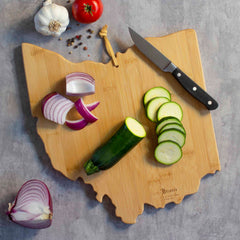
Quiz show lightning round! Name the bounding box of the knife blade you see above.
[128,27,218,110]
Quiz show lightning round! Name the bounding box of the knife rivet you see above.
[208,100,212,105]
[177,73,181,77]
[193,86,197,91]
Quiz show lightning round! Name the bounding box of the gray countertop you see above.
[0,0,239,239]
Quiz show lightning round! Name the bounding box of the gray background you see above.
[0,0,239,239]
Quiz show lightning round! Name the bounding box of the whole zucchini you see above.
[84,117,146,175]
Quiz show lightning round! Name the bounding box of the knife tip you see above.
[128,26,132,32]
[128,27,135,39]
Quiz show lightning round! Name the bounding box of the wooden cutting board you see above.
[22,29,220,224]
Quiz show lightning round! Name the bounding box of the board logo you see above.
[161,188,177,194]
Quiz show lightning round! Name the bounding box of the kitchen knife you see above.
[128,27,218,110]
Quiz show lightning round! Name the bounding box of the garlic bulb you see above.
[34,0,70,37]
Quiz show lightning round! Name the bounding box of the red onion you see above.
[65,101,100,130]
[7,179,53,229]
[42,92,74,125]
[65,118,89,130]
[42,92,100,130]
[84,101,100,111]
[75,98,98,123]
[41,92,58,113]
[66,72,95,97]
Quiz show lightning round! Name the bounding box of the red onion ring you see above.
[7,179,53,229]
[75,98,98,123]
[84,101,100,111]
[41,92,58,113]
[66,72,95,97]
[65,119,89,130]
[65,101,100,130]
[42,93,74,125]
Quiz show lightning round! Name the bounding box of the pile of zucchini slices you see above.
[143,87,186,165]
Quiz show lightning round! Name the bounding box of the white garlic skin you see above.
[34,0,70,37]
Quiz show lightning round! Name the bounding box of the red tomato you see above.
[72,0,103,23]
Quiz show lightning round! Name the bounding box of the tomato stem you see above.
[83,3,94,16]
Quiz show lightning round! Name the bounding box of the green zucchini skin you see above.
[84,119,145,175]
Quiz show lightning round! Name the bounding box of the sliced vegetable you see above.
[143,87,171,105]
[84,117,146,175]
[75,98,98,123]
[157,129,185,147]
[159,123,186,136]
[83,101,100,112]
[142,86,186,165]
[42,92,74,125]
[42,92,99,130]
[7,179,53,229]
[157,101,183,122]
[66,72,95,97]
[65,100,100,130]
[146,97,170,122]
[41,92,58,113]
[155,141,182,165]
[65,118,88,130]
[155,116,182,135]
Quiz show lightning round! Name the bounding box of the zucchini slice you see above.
[159,123,186,136]
[155,116,182,135]
[143,87,171,105]
[157,129,185,147]
[146,97,170,122]
[154,141,182,165]
[84,117,146,175]
[157,102,183,122]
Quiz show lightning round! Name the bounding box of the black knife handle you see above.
[172,68,218,110]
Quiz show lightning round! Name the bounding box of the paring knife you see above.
[128,27,218,110]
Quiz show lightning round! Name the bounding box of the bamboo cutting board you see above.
[22,29,220,224]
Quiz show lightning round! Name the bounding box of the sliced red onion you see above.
[66,72,95,97]
[65,118,89,130]
[42,92,100,130]
[65,101,100,130]
[7,179,53,229]
[41,92,58,113]
[75,98,98,123]
[42,92,74,125]
[84,101,100,111]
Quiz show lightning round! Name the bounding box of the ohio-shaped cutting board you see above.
[22,29,220,224]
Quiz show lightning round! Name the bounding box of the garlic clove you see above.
[59,26,68,33]
[34,25,51,36]
[51,30,62,37]
[40,5,53,22]
[34,13,49,26]
[60,21,70,28]
[50,4,65,20]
